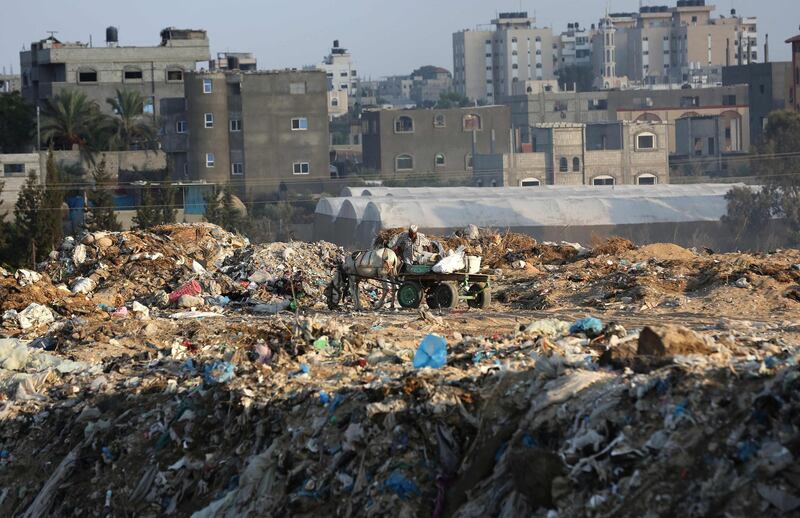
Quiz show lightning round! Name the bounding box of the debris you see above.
[569,317,603,338]
[413,334,447,369]
[2,303,54,330]
[637,324,714,357]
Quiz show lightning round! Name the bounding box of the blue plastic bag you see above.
[569,317,603,337]
[203,361,235,384]
[413,334,447,369]
[384,471,420,500]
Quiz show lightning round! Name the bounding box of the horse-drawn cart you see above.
[326,260,492,311]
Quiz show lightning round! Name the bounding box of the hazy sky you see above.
[1,0,797,78]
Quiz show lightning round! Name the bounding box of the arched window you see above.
[394,116,414,133]
[434,153,446,168]
[331,97,339,107]
[395,154,414,171]
[637,173,657,185]
[559,157,568,172]
[520,178,541,187]
[635,113,662,123]
[463,113,482,131]
[592,175,615,186]
[433,114,446,128]
[572,157,581,172]
[77,68,98,83]
[635,132,656,150]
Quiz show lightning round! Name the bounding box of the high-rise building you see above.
[317,40,359,106]
[591,1,758,87]
[453,12,555,103]
[555,23,593,71]
[20,27,210,117]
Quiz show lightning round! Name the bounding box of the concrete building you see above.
[316,40,359,106]
[474,121,669,187]
[168,69,329,198]
[723,62,791,145]
[453,12,555,103]
[20,27,210,117]
[673,115,744,175]
[210,52,257,72]
[592,2,758,87]
[788,34,800,112]
[0,74,21,93]
[410,67,453,106]
[506,83,749,154]
[362,105,511,176]
[555,23,593,71]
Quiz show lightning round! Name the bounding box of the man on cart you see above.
[387,225,442,268]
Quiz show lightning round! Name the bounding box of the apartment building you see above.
[506,83,750,154]
[164,69,329,198]
[723,62,792,145]
[0,74,21,93]
[592,1,758,88]
[316,40,359,106]
[474,121,669,187]
[788,34,800,112]
[362,105,511,175]
[555,23,593,71]
[20,27,210,117]
[453,12,555,103]
[210,52,257,72]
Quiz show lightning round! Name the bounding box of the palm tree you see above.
[40,89,108,163]
[106,89,157,151]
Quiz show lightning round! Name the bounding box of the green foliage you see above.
[436,91,471,109]
[0,92,35,153]
[106,89,157,150]
[132,187,160,229]
[204,185,245,233]
[84,159,121,232]
[722,186,773,239]
[159,181,178,225]
[556,65,594,92]
[133,181,178,230]
[40,150,64,253]
[13,172,45,265]
[203,189,223,227]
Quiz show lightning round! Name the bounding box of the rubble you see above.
[0,223,798,516]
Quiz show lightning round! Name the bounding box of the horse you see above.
[326,248,400,311]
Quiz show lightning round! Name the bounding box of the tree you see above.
[158,181,178,225]
[84,159,121,232]
[132,186,160,229]
[39,150,64,253]
[41,89,110,162]
[106,89,157,150]
[13,172,45,265]
[721,186,773,242]
[203,188,223,226]
[221,185,244,232]
[436,91,471,109]
[0,92,36,153]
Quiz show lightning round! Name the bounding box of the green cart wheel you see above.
[398,281,422,309]
[434,282,459,309]
[467,283,491,309]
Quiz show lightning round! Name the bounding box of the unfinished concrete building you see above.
[474,121,669,187]
[20,27,210,117]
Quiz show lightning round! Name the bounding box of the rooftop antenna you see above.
[46,30,58,39]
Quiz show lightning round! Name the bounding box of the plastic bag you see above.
[432,246,466,274]
[413,334,447,369]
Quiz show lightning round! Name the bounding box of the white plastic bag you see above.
[432,246,466,274]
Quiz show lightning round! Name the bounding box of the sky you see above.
[1,0,797,78]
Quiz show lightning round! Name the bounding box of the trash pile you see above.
[0,223,798,516]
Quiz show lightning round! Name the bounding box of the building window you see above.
[291,117,309,131]
[232,163,244,176]
[331,97,339,107]
[143,97,154,115]
[394,116,414,133]
[204,113,214,128]
[206,153,215,168]
[637,174,657,185]
[559,157,568,172]
[293,162,311,175]
[680,96,700,107]
[463,113,482,131]
[230,119,242,132]
[434,153,446,167]
[395,154,414,171]
[123,68,143,82]
[166,68,184,82]
[78,69,98,83]
[176,120,187,134]
[636,132,656,150]
[722,95,737,106]
[593,176,615,185]
[289,82,307,95]
[433,114,446,128]
[520,178,540,187]
[3,163,25,176]
[572,157,580,172]
[203,79,213,94]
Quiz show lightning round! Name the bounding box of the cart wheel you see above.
[434,282,459,309]
[426,283,442,309]
[398,281,422,309]
[358,278,390,310]
[467,283,491,309]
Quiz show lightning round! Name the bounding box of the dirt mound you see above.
[624,242,697,262]
[591,236,637,256]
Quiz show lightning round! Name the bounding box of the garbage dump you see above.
[0,223,798,517]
